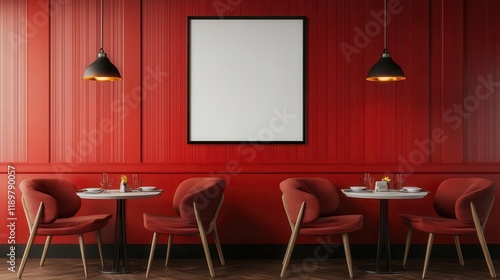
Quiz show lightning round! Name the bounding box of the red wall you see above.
[1,0,500,247]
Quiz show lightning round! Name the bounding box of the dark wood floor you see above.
[2,257,498,279]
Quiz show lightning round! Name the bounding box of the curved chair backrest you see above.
[280,178,339,224]
[434,178,495,224]
[173,178,226,225]
[19,178,81,224]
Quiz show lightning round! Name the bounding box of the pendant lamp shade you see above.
[366,50,405,82]
[83,49,121,81]
[83,0,121,82]
[366,0,405,82]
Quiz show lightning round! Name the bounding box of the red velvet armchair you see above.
[401,178,496,278]
[279,178,363,278]
[18,178,112,278]
[143,177,226,278]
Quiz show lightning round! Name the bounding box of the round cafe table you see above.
[77,189,162,274]
[342,188,429,274]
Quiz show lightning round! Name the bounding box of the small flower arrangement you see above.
[121,175,128,184]
[382,176,391,188]
[120,175,130,192]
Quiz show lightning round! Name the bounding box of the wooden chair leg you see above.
[471,202,496,278]
[453,236,464,266]
[78,234,88,278]
[281,202,305,278]
[40,235,52,266]
[476,230,496,278]
[194,202,215,277]
[281,197,293,266]
[165,235,173,266]
[17,202,43,278]
[17,228,37,278]
[146,232,159,278]
[96,230,104,268]
[342,233,354,278]
[403,227,412,267]
[281,223,300,278]
[422,233,434,279]
[281,235,293,266]
[199,228,215,277]
[212,227,225,265]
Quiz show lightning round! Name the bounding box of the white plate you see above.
[139,186,157,191]
[403,186,421,192]
[85,188,102,193]
[350,186,366,192]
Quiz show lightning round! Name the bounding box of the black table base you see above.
[364,199,405,274]
[100,199,143,274]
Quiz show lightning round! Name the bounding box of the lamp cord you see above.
[383,0,387,52]
[100,0,104,51]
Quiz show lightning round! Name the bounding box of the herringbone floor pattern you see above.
[2,258,498,279]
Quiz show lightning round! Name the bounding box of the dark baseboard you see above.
[2,243,499,259]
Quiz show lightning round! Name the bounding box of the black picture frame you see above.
[187,16,307,144]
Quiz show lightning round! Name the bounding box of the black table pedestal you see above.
[363,199,405,274]
[100,199,143,274]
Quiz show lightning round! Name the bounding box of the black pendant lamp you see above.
[83,0,122,81]
[366,0,405,82]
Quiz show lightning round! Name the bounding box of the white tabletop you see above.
[342,189,429,200]
[77,189,162,200]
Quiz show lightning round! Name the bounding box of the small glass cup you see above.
[396,174,405,190]
[364,173,375,190]
[106,178,114,190]
[100,173,108,189]
[132,174,139,189]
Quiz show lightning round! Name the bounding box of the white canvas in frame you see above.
[188,17,306,143]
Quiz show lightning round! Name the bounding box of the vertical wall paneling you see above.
[50,0,125,163]
[464,0,500,162]
[325,0,339,163]
[430,0,444,163]
[495,0,500,162]
[464,0,483,162]
[0,0,28,162]
[399,0,431,166]
[26,0,49,162]
[142,0,174,163]
[440,0,465,163]
[142,0,433,165]
[2,0,499,166]
[430,0,466,164]
[334,0,365,163]
[123,0,142,162]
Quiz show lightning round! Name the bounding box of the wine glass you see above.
[100,173,108,189]
[396,174,405,190]
[106,178,114,190]
[363,173,374,190]
[132,174,139,189]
